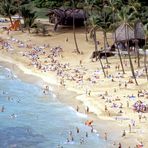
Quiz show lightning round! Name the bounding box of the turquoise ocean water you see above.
[0,65,108,148]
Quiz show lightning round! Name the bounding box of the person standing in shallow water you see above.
[76,127,79,133]
[118,143,122,148]
[43,85,49,94]
[86,132,88,137]
[91,125,93,133]
[1,105,5,112]
[69,131,74,141]
[104,132,107,140]
[86,106,89,113]
[76,105,79,112]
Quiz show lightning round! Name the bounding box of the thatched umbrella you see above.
[134,20,145,40]
[113,23,135,43]
[134,20,145,48]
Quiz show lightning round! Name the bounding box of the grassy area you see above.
[34,7,49,19]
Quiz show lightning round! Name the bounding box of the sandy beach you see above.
[0,20,148,148]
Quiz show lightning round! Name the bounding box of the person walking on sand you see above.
[122,130,126,137]
[105,105,108,112]
[138,114,142,122]
[129,124,131,133]
[86,106,89,113]
[79,60,82,65]
[118,143,122,148]
[119,81,122,88]
[104,132,107,140]
[65,37,68,42]
[76,105,79,112]
[88,90,91,96]
[127,101,129,108]
[125,82,127,88]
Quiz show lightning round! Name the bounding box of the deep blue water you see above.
[0,66,108,148]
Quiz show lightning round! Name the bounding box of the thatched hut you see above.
[134,20,145,48]
[113,22,145,49]
[113,23,134,42]
[46,8,86,30]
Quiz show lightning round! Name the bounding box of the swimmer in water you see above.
[86,132,88,137]
[1,105,5,112]
[69,131,74,141]
[76,127,80,133]
[10,113,17,119]
[66,138,69,143]
[43,85,49,95]
[45,85,49,91]
[7,96,11,101]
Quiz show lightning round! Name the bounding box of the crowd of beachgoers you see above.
[0,26,148,148]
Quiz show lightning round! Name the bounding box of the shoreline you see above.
[0,52,139,148]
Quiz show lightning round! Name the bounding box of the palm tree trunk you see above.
[85,23,88,42]
[103,31,109,64]
[144,36,148,81]
[135,41,140,67]
[94,29,106,77]
[125,24,138,85]
[116,44,125,74]
[72,0,80,54]
[94,29,98,61]
[113,11,125,74]
[17,1,24,32]
[144,49,148,81]
[9,15,13,26]
[84,10,88,42]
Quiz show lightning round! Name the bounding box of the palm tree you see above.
[71,0,80,54]
[26,12,37,33]
[94,3,112,64]
[0,0,15,26]
[20,6,37,33]
[126,24,138,85]
[129,0,141,68]
[83,0,103,42]
[107,0,125,74]
[89,15,106,77]
[117,6,138,85]
[102,3,110,64]
[14,0,32,32]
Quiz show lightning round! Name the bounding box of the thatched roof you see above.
[65,9,86,19]
[113,21,145,43]
[47,8,65,18]
[113,23,135,42]
[46,8,86,30]
[134,20,145,40]
[47,8,86,19]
